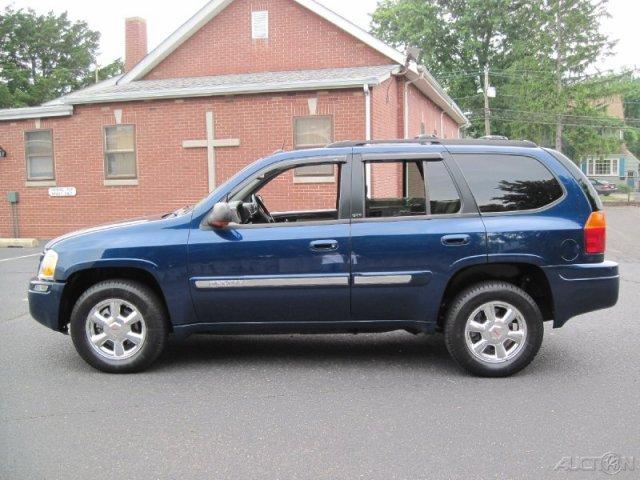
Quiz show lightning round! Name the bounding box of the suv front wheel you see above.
[70,280,168,373]
[444,281,544,377]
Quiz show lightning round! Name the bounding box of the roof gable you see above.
[119,0,405,84]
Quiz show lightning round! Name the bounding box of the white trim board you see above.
[0,105,73,121]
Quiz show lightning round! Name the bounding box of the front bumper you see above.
[543,261,619,328]
[28,278,66,332]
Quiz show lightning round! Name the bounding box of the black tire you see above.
[70,280,168,373]
[444,281,544,377]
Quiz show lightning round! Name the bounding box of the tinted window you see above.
[455,154,563,213]
[545,148,602,211]
[426,161,461,215]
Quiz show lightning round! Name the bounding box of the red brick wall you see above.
[406,84,460,139]
[364,78,460,200]
[369,77,403,198]
[0,90,364,238]
[145,0,392,80]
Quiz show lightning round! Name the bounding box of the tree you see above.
[624,78,640,158]
[79,58,124,89]
[508,0,615,150]
[371,0,622,160]
[0,7,122,108]
[372,0,532,137]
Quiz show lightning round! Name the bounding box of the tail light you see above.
[584,211,606,254]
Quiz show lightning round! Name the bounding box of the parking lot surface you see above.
[1,207,639,479]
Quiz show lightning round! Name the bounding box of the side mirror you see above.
[207,202,238,228]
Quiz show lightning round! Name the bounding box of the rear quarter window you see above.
[454,153,564,213]
[544,148,602,211]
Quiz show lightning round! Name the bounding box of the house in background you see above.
[580,95,640,188]
[0,0,466,239]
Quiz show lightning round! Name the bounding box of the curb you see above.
[0,238,39,248]
[603,202,640,207]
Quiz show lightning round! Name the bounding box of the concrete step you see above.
[0,238,39,248]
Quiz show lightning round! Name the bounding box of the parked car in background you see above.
[590,179,618,196]
[29,139,619,377]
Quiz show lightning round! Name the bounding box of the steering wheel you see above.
[251,194,275,223]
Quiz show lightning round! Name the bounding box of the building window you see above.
[25,130,55,181]
[587,158,618,176]
[293,116,334,178]
[104,125,137,179]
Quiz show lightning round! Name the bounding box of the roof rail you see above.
[327,138,538,148]
[327,139,439,148]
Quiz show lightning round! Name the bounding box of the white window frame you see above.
[587,158,618,177]
[103,125,138,181]
[25,129,55,182]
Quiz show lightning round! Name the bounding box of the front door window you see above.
[230,159,344,225]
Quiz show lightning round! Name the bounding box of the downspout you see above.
[364,84,372,196]
[440,110,445,138]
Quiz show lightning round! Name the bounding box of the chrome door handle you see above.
[310,240,339,252]
[441,234,471,246]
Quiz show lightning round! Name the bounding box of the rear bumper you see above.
[28,278,66,332]
[543,261,619,328]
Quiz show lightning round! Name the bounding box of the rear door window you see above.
[425,161,461,215]
[454,154,563,213]
[363,160,462,218]
[365,161,426,218]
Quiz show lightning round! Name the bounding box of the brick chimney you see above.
[124,17,148,73]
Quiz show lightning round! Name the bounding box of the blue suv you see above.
[28,139,619,376]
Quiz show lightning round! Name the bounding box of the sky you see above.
[1,0,637,73]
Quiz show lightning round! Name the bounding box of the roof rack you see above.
[327,138,538,149]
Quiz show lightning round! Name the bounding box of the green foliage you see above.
[79,58,125,89]
[0,6,122,108]
[623,78,640,158]
[372,0,629,161]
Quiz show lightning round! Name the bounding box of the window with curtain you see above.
[104,125,137,179]
[25,130,54,181]
[293,116,334,178]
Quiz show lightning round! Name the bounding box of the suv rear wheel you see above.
[444,281,544,377]
[70,280,168,373]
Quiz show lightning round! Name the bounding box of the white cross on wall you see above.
[182,111,241,192]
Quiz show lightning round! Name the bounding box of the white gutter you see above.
[404,72,424,139]
[0,104,73,121]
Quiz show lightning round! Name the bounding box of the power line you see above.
[469,115,640,130]
[487,107,640,124]
[466,108,640,126]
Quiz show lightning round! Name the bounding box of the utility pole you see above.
[483,65,491,136]
[555,0,564,152]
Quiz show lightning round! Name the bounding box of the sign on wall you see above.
[252,11,269,39]
[48,187,77,197]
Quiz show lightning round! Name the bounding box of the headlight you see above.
[38,250,58,280]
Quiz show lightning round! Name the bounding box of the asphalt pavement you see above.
[1,207,639,480]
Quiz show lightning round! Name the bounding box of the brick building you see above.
[0,0,466,239]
